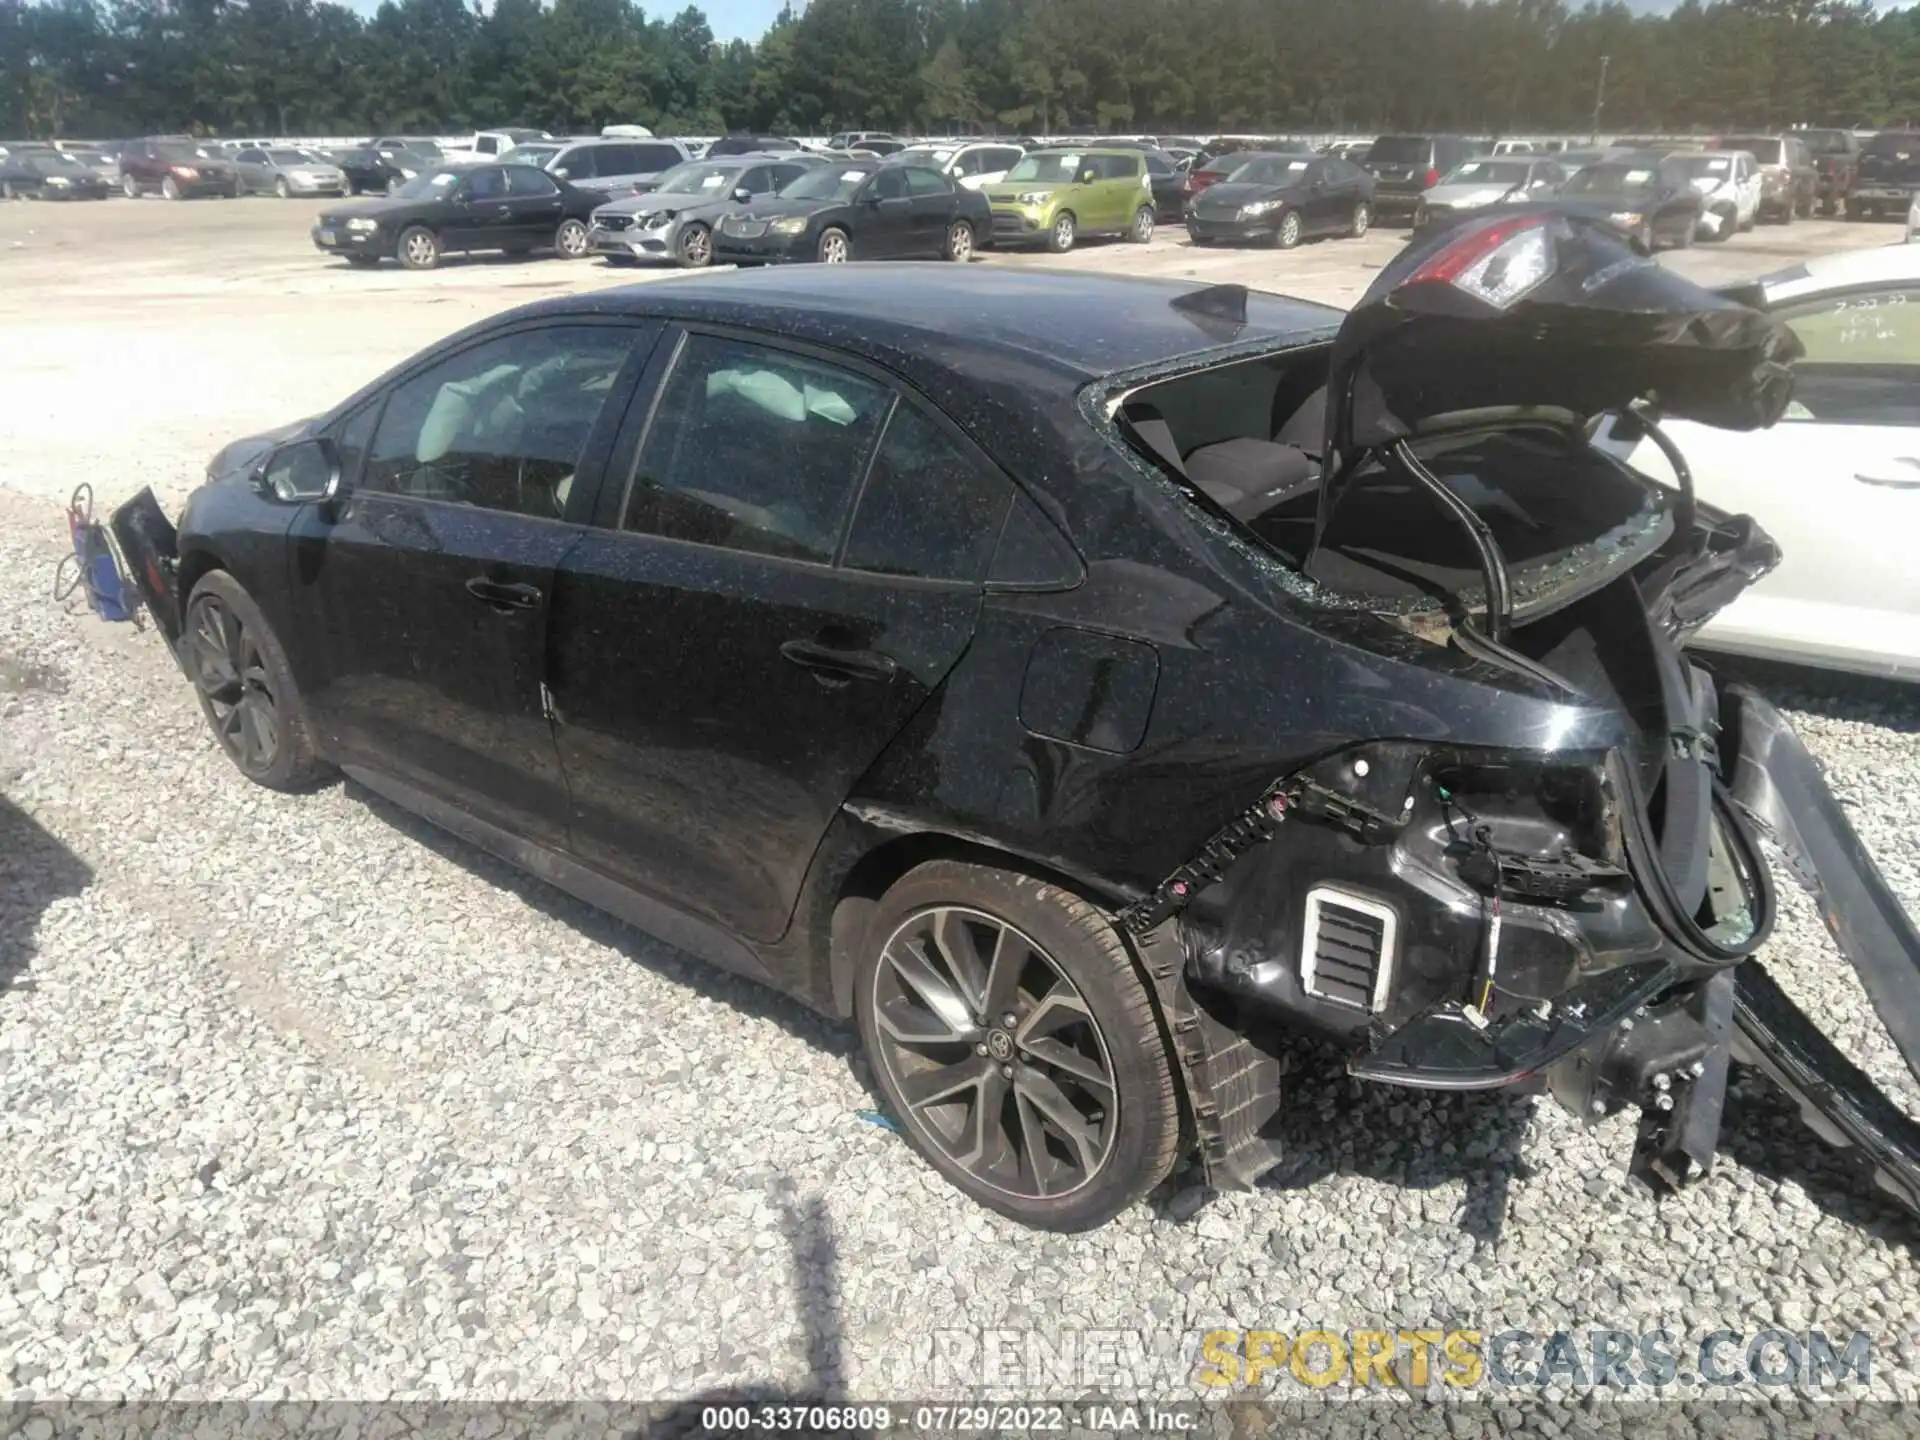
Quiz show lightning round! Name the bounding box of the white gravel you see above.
[3,487,1919,1409]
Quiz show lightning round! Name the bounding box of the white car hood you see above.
[1426,183,1513,208]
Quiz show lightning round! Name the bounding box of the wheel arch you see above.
[824,828,1133,1020]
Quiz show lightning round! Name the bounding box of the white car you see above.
[885,141,1027,190]
[1662,149,1762,241]
[1907,189,1919,243]
[1414,157,1565,227]
[1595,245,1920,678]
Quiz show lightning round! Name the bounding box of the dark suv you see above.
[118,137,239,199]
[1363,134,1483,223]
[1799,128,1859,214]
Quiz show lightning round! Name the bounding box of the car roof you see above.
[1761,243,1920,306]
[521,266,1338,388]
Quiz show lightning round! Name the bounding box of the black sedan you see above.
[331,147,406,196]
[1557,152,1703,250]
[1,150,113,200]
[711,162,990,265]
[108,236,1920,1235]
[1185,153,1374,247]
[311,162,600,270]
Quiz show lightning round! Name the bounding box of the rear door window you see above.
[557,147,597,179]
[843,405,1012,581]
[623,335,891,563]
[506,166,559,197]
[634,143,684,172]
[903,167,951,196]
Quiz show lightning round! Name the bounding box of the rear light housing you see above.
[1422,167,1441,188]
[1404,211,1565,309]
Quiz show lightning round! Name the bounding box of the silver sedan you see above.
[232,146,347,198]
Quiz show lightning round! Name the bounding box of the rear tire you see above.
[1046,211,1076,253]
[184,572,331,793]
[1127,205,1154,244]
[1349,200,1371,238]
[944,218,975,261]
[852,860,1180,1232]
[397,224,440,270]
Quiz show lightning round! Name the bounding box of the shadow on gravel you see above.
[1721,1066,1920,1240]
[644,1178,870,1439]
[0,795,93,997]
[1225,1030,1538,1249]
[343,778,863,1059]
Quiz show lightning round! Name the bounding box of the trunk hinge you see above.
[1120,777,1400,934]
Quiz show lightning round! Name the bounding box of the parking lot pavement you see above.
[2,195,1918,1407]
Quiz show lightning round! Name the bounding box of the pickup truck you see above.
[1850,130,1920,219]
[1799,127,1859,214]
[441,127,551,163]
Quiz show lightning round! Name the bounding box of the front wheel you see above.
[0,182,13,201]
[853,861,1180,1232]
[274,177,291,199]
[397,224,441,270]
[676,221,712,267]
[1127,205,1154,244]
[184,572,330,792]
[943,219,975,261]
[121,174,140,198]
[161,175,181,201]
[554,217,589,259]
[1046,211,1076,253]
[1274,208,1303,249]
[1349,200,1372,238]
[817,226,851,264]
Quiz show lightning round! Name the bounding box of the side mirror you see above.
[255,437,342,506]
[732,186,753,204]
[553,166,570,180]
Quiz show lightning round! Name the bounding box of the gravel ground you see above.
[1,203,1917,1414]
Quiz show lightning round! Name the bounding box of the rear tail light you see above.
[1406,211,1563,309]
[1423,167,1441,188]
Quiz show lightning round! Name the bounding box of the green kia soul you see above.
[985,147,1157,253]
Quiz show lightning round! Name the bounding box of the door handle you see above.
[465,576,542,610]
[1856,457,1920,489]
[779,637,898,685]
[494,204,512,217]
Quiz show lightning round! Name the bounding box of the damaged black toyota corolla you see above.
[113,211,1920,1231]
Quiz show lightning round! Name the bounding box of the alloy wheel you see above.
[1278,211,1301,248]
[403,230,436,267]
[1052,214,1075,251]
[870,906,1117,1200]
[275,177,290,199]
[556,219,589,257]
[820,230,849,263]
[122,174,138,198]
[1351,201,1371,238]
[1131,207,1154,243]
[947,221,973,261]
[162,176,181,201]
[680,223,712,266]
[188,595,282,776]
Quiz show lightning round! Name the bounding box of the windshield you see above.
[1721,137,1782,164]
[654,161,744,194]
[779,165,870,201]
[1563,164,1657,196]
[392,168,464,200]
[268,149,312,166]
[1866,132,1920,157]
[1368,136,1433,165]
[1005,152,1082,184]
[1667,153,1734,180]
[1227,155,1309,185]
[893,147,954,168]
[31,154,91,175]
[155,142,217,164]
[1442,159,1531,186]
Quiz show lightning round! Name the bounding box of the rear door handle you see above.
[1856,457,1920,489]
[465,576,542,610]
[779,637,898,685]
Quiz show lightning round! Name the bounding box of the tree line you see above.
[3,0,1917,144]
